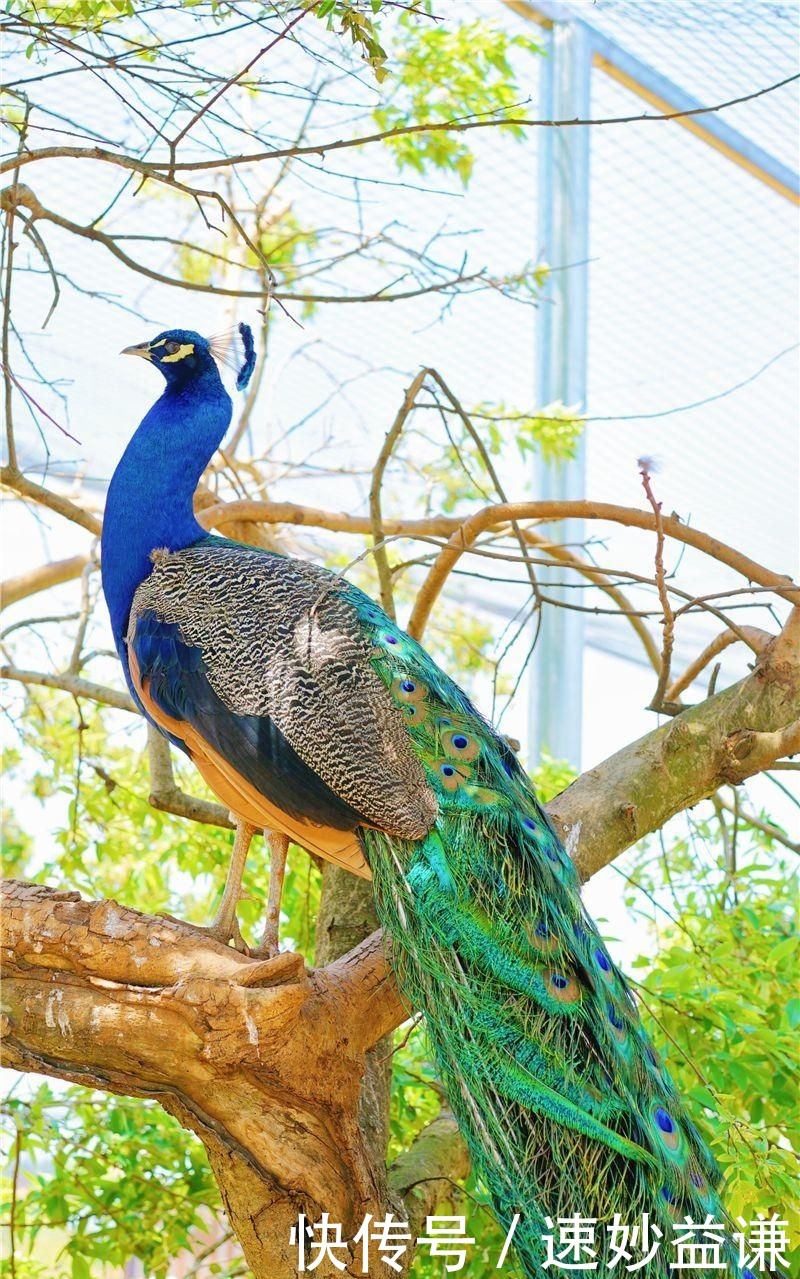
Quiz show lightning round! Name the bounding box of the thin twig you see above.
[639,460,675,711]
[10,74,796,177]
[368,368,429,618]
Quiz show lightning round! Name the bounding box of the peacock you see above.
[101,324,752,1279]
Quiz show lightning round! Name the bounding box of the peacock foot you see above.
[157,910,249,953]
[249,920,280,959]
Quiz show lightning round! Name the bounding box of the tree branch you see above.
[146,724,234,829]
[665,625,774,701]
[388,1111,470,1244]
[406,499,800,636]
[0,880,400,1279]
[6,74,795,178]
[196,495,799,612]
[0,554,89,610]
[715,792,800,855]
[369,369,429,619]
[0,664,135,711]
[548,609,800,879]
[1,466,101,535]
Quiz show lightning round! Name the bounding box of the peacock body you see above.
[101,325,749,1279]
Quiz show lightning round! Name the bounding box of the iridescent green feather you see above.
[348,590,743,1279]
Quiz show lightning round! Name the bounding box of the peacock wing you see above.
[127,539,438,845]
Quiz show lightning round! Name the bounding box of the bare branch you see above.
[0,664,135,712]
[0,554,89,610]
[639,461,675,711]
[715,793,799,855]
[406,499,800,637]
[1,466,101,535]
[7,74,796,178]
[666,626,774,701]
[369,369,429,618]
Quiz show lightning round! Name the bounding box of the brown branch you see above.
[146,725,234,829]
[197,498,462,537]
[665,626,774,701]
[0,181,484,305]
[0,880,401,1279]
[200,496,799,608]
[318,930,407,1054]
[7,75,795,178]
[426,368,543,634]
[0,554,89,610]
[1,466,101,535]
[406,499,800,637]
[0,664,135,712]
[369,369,429,618]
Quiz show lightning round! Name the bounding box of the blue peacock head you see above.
[121,322,256,391]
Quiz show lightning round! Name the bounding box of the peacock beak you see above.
[120,343,152,360]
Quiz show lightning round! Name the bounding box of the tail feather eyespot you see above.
[543,969,582,1004]
[440,725,481,762]
[392,675,428,706]
[436,761,471,791]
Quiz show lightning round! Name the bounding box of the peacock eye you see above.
[164,340,181,355]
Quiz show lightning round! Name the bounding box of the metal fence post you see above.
[528,15,592,769]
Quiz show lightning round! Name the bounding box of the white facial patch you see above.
[160,342,195,364]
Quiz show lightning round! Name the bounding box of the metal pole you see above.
[529,17,592,768]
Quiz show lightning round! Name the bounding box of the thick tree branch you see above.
[319,930,406,1054]
[548,610,800,879]
[0,881,401,1279]
[0,554,89,610]
[388,1111,471,1243]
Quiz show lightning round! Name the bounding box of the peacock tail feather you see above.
[351,589,740,1278]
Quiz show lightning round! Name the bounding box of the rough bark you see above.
[0,882,401,1277]
[314,866,401,1223]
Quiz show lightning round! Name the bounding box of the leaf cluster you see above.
[373,17,542,182]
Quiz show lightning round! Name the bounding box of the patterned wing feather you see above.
[128,539,438,841]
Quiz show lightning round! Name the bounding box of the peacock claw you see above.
[157,911,249,953]
[249,925,280,960]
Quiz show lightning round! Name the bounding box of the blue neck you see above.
[101,364,232,645]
